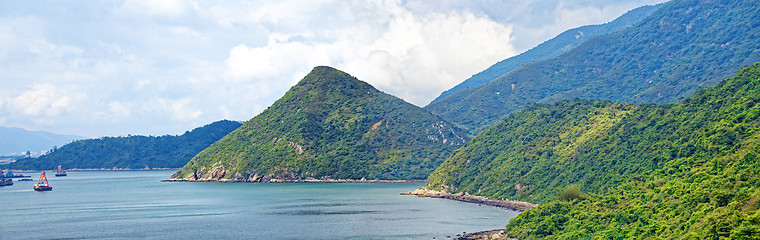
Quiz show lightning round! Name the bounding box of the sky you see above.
[0,0,667,138]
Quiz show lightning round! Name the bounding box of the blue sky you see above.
[0,0,667,137]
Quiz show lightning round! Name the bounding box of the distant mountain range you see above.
[172,66,469,182]
[426,62,760,239]
[7,120,242,170]
[426,0,760,134]
[429,3,663,104]
[0,126,83,156]
[421,0,760,238]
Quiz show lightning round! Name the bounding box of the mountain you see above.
[426,0,760,134]
[429,3,663,104]
[171,66,468,182]
[0,126,82,156]
[7,120,242,170]
[426,63,760,238]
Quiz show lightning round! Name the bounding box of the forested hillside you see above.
[7,120,241,170]
[172,66,468,181]
[426,63,760,238]
[429,3,662,104]
[426,0,760,134]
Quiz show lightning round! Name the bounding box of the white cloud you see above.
[159,98,202,121]
[10,84,77,117]
[119,0,189,17]
[221,2,514,105]
[108,101,132,118]
[0,23,17,61]
[0,0,663,137]
[344,10,515,105]
[169,26,201,38]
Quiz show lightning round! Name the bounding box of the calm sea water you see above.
[0,170,519,239]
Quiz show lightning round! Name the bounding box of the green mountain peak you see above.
[172,66,469,181]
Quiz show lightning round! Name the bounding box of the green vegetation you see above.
[558,185,587,202]
[6,120,241,170]
[429,3,662,104]
[426,63,760,238]
[172,66,468,181]
[426,0,760,134]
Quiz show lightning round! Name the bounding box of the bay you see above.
[0,170,518,239]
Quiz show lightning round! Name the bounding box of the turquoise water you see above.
[0,170,518,239]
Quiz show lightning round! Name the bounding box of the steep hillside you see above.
[0,126,82,156]
[7,120,241,170]
[426,0,760,133]
[172,66,468,181]
[430,3,663,104]
[427,63,760,238]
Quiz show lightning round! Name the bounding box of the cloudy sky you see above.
[0,0,667,138]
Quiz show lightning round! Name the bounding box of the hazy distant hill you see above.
[7,120,242,170]
[426,63,760,239]
[172,66,468,181]
[429,3,663,104]
[426,0,760,134]
[0,126,82,155]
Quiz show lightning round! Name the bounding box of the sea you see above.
[0,170,519,239]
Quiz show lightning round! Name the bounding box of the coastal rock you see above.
[456,230,516,240]
[248,173,263,182]
[401,188,537,212]
[195,162,229,181]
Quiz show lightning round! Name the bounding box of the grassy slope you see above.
[173,66,468,181]
[428,63,760,238]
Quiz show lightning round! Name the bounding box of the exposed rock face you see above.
[401,188,537,212]
[456,230,516,240]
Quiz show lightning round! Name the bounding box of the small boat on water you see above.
[34,171,52,191]
[4,167,30,178]
[18,178,33,181]
[0,170,12,186]
[55,165,67,177]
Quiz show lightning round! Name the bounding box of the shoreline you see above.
[70,168,179,171]
[161,178,426,183]
[456,229,516,240]
[400,188,537,212]
[8,168,179,172]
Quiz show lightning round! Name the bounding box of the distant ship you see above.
[4,167,30,178]
[34,171,52,191]
[55,165,67,177]
[0,170,12,186]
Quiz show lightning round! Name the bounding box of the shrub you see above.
[559,185,587,201]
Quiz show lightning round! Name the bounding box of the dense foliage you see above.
[426,0,760,134]
[429,3,662,104]
[7,120,241,170]
[427,63,760,238]
[173,66,468,181]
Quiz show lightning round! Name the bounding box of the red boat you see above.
[0,170,12,186]
[34,171,52,191]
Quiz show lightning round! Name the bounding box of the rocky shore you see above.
[456,230,516,240]
[400,188,537,212]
